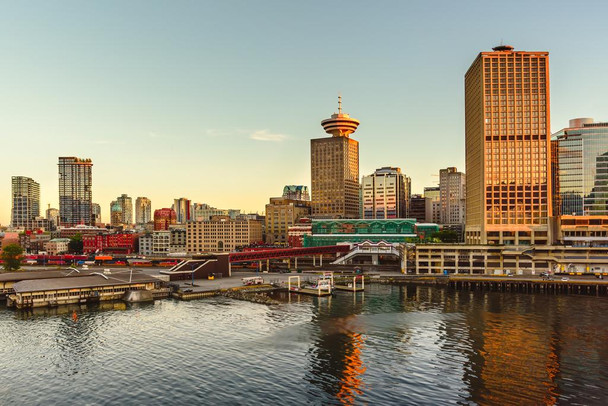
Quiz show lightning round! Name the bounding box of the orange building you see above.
[465,45,551,245]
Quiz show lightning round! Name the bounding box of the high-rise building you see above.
[311,97,360,219]
[58,157,93,226]
[552,118,608,216]
[115,194,133,225]
[282,185,310,201]
[11,176,40,229]
[439,167,466,225]
[172,198,192,224]
[361,167,410,219]
[46,206,59,229]
[91,203,101,225]
[154,208,177,230]
[110,200,122,227]
[465,45,551,245]
[424,186,441,224]
[135,197,152,224]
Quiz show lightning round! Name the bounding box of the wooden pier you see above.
[334,275,365,292]
[448,276,608,296]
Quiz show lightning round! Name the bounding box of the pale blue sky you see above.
[2,0,608,225]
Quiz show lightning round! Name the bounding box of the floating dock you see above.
[334,275,365,292]
[287,275,333,297]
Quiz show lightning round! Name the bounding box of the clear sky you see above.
[2,0,608,225]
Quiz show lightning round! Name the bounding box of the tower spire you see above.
[338,95,342,114]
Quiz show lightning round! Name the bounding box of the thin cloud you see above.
[249,130,288,142]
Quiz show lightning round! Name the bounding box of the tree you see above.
[68,233,83,254]
[431,229,460,243]
[1,244,24,271]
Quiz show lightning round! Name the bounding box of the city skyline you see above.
[2,1,608,225]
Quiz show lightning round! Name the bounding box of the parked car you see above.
[539,272,549,277]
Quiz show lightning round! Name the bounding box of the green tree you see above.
[1,244,24,271]
[68,233,83,254]
[431,229,460,243]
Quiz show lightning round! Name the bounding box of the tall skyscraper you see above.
[465,45,551,245]
[11,176,40,229]
[58,156,93,226]
[46,206,59,229]
[172,197,192,224]
[361,167,410,219]
[110,200,122,226]
[116,194,133,225]
[311,97,360,219]
[552,118,608,216]
[439,167,466,225]
[135,197,152,224]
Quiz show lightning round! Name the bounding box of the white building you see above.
[361,167,411,219]
[439,167,466,226]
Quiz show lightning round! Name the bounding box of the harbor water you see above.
[1,284,607,405]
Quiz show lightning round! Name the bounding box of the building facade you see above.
[154,208,177,230]
[552,118,608,217]
[46,207,59,229]
[409,195,426,223]
[135,197,152,225]
[58,157,93,226]
[186,217,263,254]
[465,45,551,245]
[192,203,240,221]
[172,198,192,224]
[439,167,466,226]
[311,98,360,219]
[361,167,410,219]
[282,185,310,201]
[91,203,101,226]
[424,186,441,224]
[265,197,311,245]
[11,176,40,229]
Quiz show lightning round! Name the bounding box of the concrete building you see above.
[139,231,170,256]
[110,200,122,227]
[186,217,263,254]
[424,187,441,224]
[82,233,138,255]
[154,208,177,230]
[58,157,93,226]
[311,97,360,219]
[465,45,551,245]
[169,226,187,253]
[288,218,312,247]
[11,176,40,229]
[265,196,311,245]
[439,167,466,236]
[135,197,152,225]
[172,198,191,224]
[552,118,608,217]
[361,167,410,219]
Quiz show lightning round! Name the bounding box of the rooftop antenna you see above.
[338,94,342,114]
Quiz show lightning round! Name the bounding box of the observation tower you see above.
[321,96,360,137]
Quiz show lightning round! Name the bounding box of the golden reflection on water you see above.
[335,331,366,405]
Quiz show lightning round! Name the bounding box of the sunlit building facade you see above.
[311,98,360,219]
[135,197,152,224]
[58,156,93,226]
[11,176,40,229]
[265,195,311,245]
[154,208,177,231]
[465,45,551,245]
[361,167,410,219]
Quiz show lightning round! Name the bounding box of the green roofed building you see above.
[303,219,439,247]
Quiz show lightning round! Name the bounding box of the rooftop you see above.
[13,271,159,293]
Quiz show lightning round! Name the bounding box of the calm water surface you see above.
[2,285,608,405]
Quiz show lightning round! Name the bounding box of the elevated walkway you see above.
[332,242,402,265]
